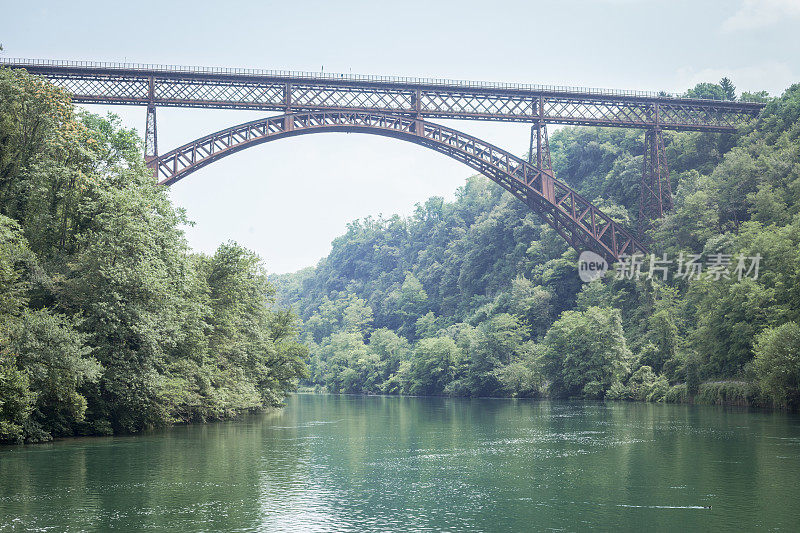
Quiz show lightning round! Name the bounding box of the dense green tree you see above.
[9,310,101,440]
[753,322,800,407]
[368,328,410,386]
[342,294,374,335]
[540,307,631,398]
[643,309,679,372]
[606,365,669,402]
[0,215,31,319]
[408,337,458,396]
[720,77,736,101]
[689,278,779,376]
[415,311,441,339]
[685,81,728,101]
[0,69,308,443]
[0,216,35,443]
[493,341,544,397]
[385,272,429,339]
[0,351,33,443]
[509,276,552,338]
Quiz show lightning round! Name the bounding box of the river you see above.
[2,394,800,531]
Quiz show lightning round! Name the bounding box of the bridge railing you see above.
[0,57,764,104]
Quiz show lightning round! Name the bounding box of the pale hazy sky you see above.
[2,0,798,272]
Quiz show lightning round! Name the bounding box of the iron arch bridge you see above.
[153,110,645,262]
[0,59,767,262]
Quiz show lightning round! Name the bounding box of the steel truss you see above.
[2,59,768,254]
[3,60,763,132]
[153,110,646,262]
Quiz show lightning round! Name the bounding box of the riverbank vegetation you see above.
[0,69,307,444]
[274,80,800,410]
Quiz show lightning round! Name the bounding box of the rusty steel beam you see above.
[1,59,764,132]
[151,110,646,262]
[639,128,673,234]
[144,76,157,161]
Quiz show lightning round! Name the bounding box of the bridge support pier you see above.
[529,121,556,203]
[638,128,672,236]
[145,104,157,162]
[144,76,158,168]
[528,121,551,169]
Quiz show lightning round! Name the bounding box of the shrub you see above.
[604,366,670,402]
[753,322,800,408]
[541,307,631,398]
[605,381,630,401]
[664,384,688,403]
[696,381,761,406]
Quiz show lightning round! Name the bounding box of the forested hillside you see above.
[0,69,307,444]
[274,80,800,408]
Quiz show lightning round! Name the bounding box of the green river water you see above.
[2,394,800,531]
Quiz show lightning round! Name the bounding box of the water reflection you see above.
[2,395,800,531]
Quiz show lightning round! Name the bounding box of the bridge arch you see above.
[151,111,645,261]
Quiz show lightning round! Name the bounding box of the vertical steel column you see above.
[144,77,157,163]
[638,125,673,235]
[284,83,294,131]
[530,97,555,202]
[411,89,422,134]
[529,121,552,170]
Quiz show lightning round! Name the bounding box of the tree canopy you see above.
[0,68,307,443]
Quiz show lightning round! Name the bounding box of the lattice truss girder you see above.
[154,111,646,261]
[48,74,149,102]
[155,79,285,105]
[36,71,761,131]
[291,85,410,111]
[420,91,534,118]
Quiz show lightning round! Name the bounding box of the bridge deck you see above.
[1,59,764,132]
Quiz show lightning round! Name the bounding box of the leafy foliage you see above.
[0,69,307,443]
[540,307,631,398]
[753,322,800,407]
